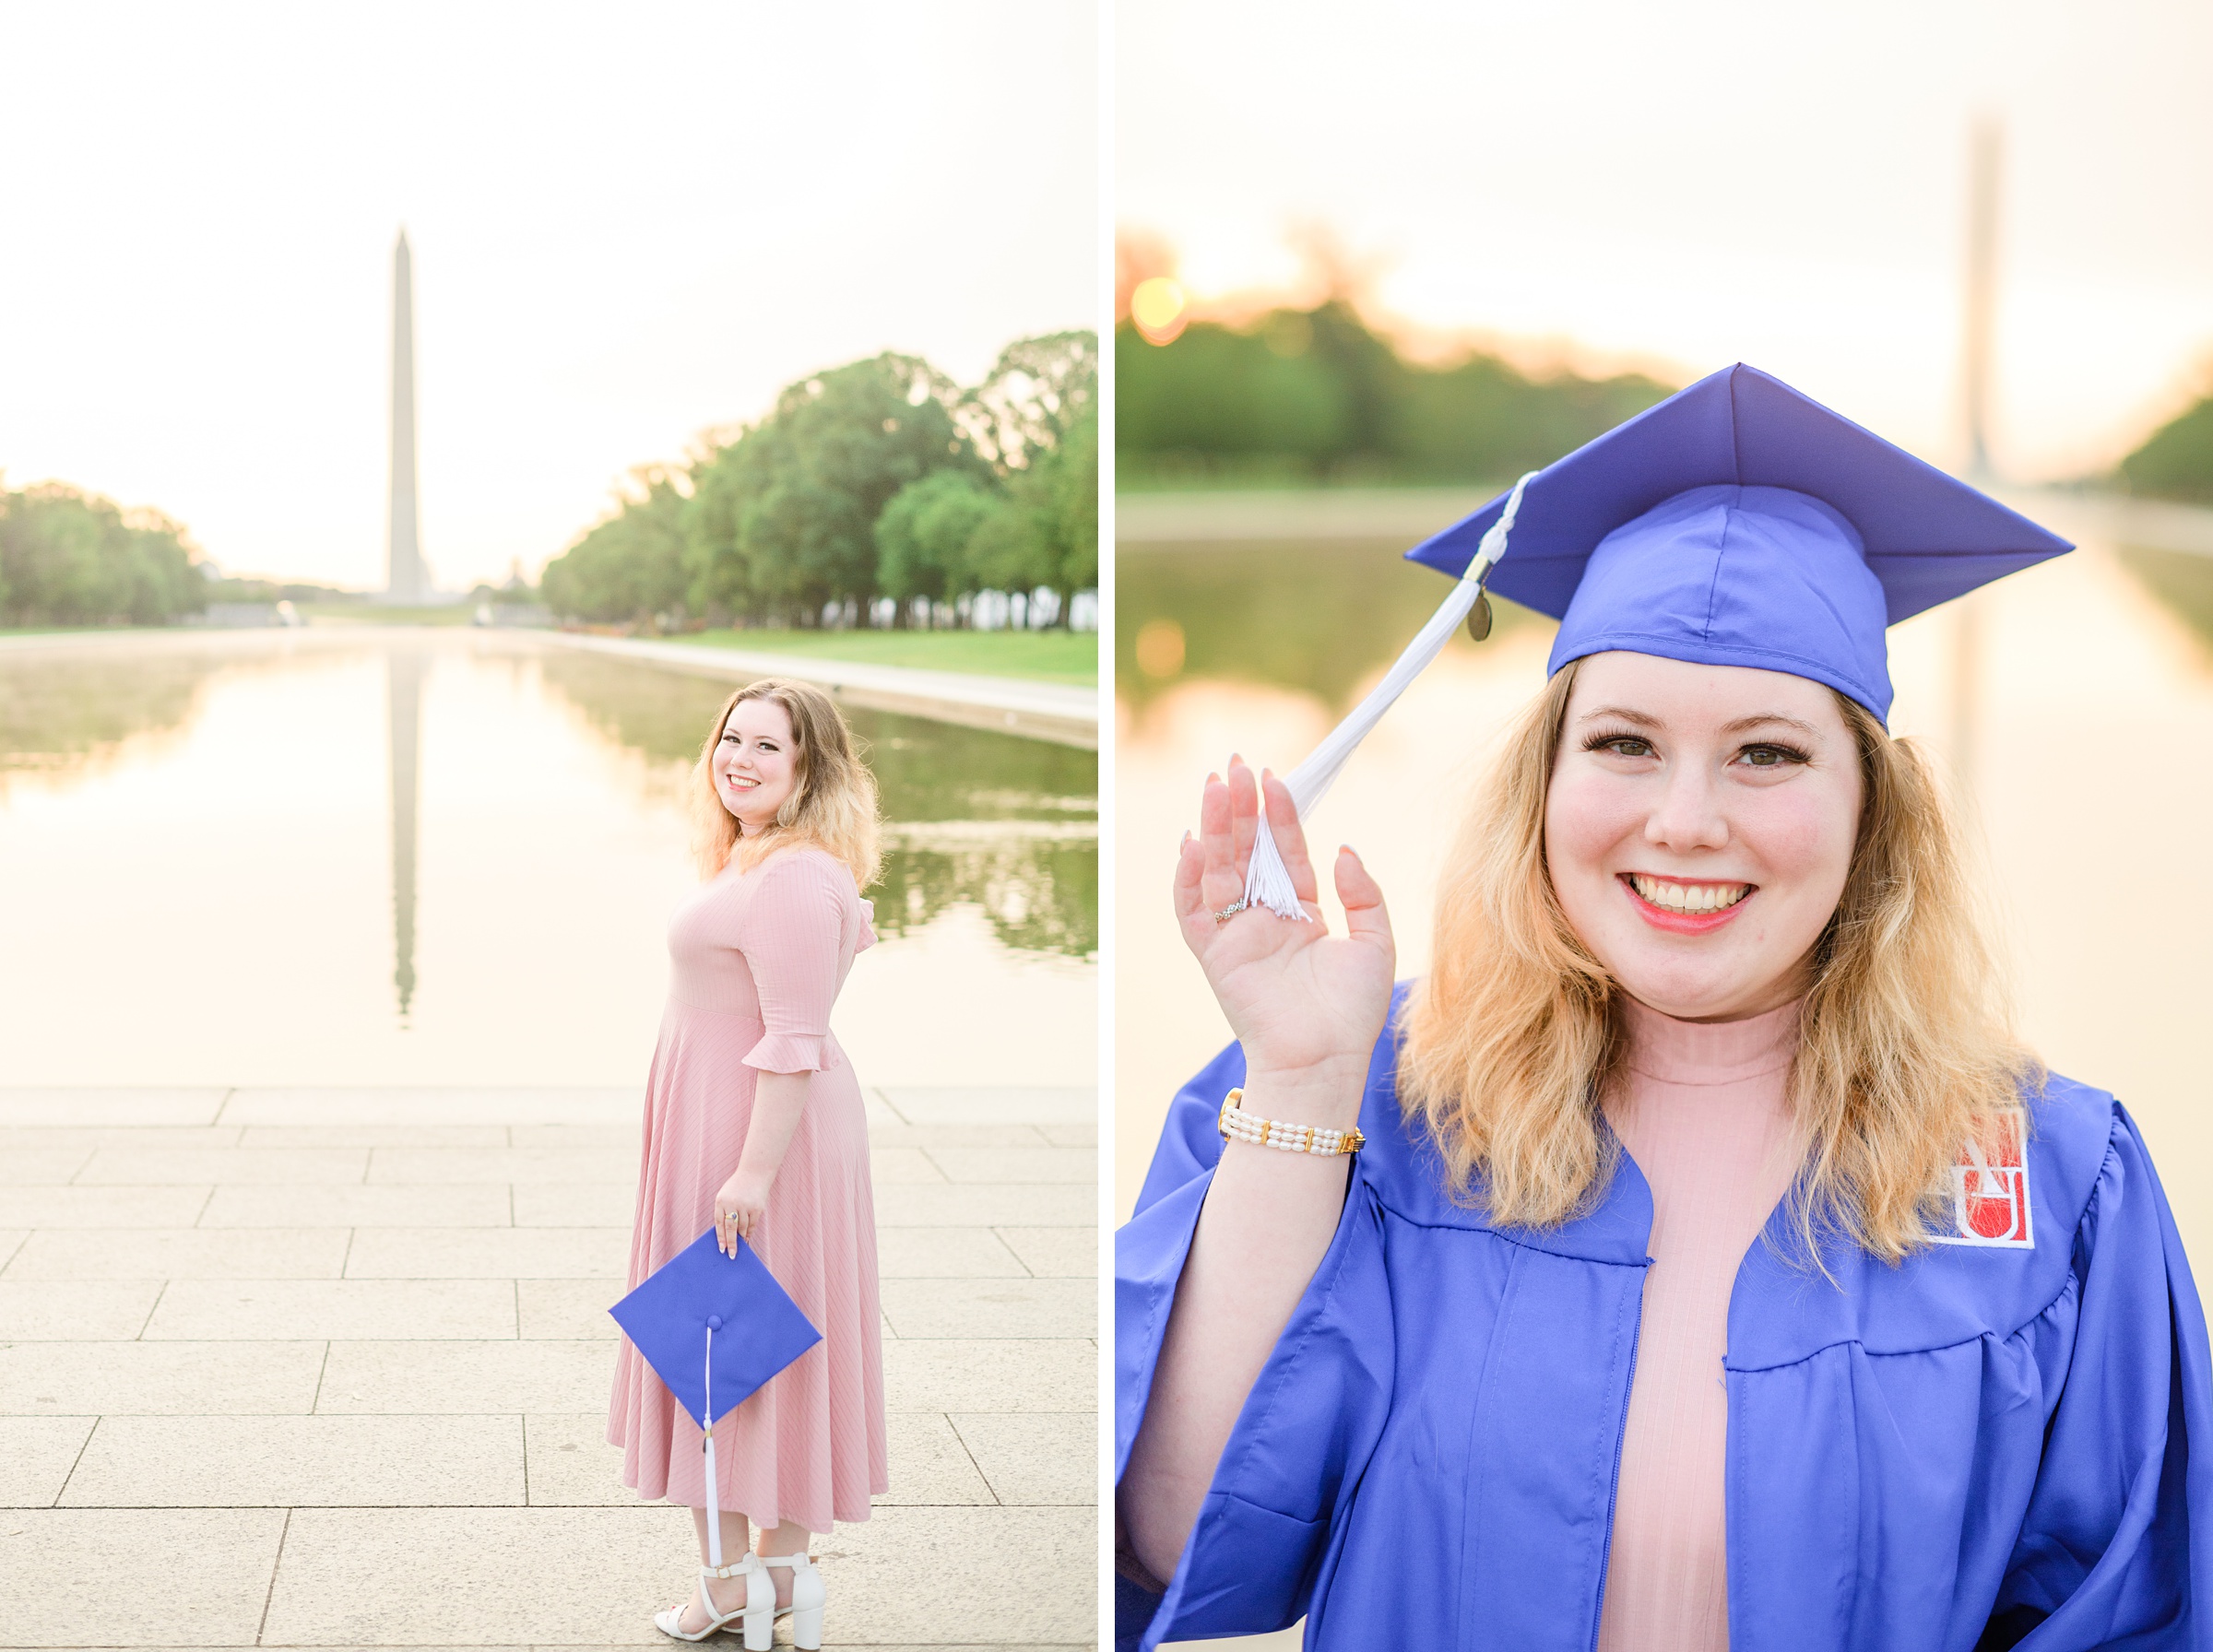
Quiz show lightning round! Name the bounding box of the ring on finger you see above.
[1213,896,1249,924]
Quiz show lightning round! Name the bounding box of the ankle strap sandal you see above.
[759,1552,827,1650]
[652,1552,773,1646]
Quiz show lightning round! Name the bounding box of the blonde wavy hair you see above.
[1397,659,2041,1265]
[691,678,882,891]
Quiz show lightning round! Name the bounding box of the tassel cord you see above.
[1242,470,1539,920]
[703,1323,721,1567]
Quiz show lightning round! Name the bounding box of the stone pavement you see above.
[0,1086,1097,1649]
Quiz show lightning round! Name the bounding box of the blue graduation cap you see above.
[609,1228,822,1564]
[1239,362,2073,919]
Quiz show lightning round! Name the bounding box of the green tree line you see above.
[1118,299,1674,486]
[540,332,1097,629]
[0,481,206,626]
[2118,394,2213,506]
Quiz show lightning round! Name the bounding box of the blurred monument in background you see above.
[1951,116,2003,787]
[1960,117,2003,483]
[384,229,429,1009]
[385,229,431,603]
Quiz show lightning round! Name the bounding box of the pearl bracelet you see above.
[1216,1087,1365,1156]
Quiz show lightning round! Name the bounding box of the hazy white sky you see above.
[1,2,1096,589]
[1118,0,2213,478]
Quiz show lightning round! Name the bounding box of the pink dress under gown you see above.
[608,845,889,1531]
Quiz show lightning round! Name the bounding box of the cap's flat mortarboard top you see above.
[1409,362,2072,630]
[1237,361,2073,919]
[609,1228,822,1430]
[1403,363,2073,720]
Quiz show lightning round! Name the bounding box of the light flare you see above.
[1130,277,1189,345]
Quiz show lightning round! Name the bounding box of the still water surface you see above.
[0,630,1095,1088]
[1117,513,2213,1269]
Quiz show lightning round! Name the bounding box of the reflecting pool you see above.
[1116,503,2213,1272]
[0,630,1095,1088]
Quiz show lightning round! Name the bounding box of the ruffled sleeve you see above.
[735,852,854,1075]
[1982,1102,2213,1646]
[1115,1032,1398,1651]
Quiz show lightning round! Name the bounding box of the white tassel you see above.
[703,1323,721,1568]
[1242,470,1540,920]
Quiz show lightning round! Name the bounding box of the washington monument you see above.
[385,229,431,602]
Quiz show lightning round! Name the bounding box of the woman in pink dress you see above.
[609,677,889,1646]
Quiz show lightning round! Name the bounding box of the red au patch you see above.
[1931,1120,2034,1249]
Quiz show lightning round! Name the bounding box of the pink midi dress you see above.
[608,845,890,1532]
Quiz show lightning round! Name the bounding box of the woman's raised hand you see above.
[1173,759,1396,1115]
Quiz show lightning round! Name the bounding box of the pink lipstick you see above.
[1618,873,1754,936]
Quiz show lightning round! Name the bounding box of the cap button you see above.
[706,1315,723,1331]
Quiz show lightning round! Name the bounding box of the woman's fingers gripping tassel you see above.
[1260,769,1321,913]
[1225,756,1260,881]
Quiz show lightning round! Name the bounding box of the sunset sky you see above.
[0,3,1096,590]
[1118,0,2213,479]
[11,3,2205,594]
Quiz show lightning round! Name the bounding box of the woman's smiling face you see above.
[1544,651,1864,1021]
[712,696,800,833]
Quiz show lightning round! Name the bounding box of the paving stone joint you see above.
[0,1087,1099,1648]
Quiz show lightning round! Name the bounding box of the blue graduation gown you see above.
[1116,985,2213,1650]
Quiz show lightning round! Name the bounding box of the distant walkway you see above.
[0,1084,1096,1648]
[1116,486,1492,546]
[548,634,1099,750]
[1118,484,2213,561]
[1994,486,2213,560]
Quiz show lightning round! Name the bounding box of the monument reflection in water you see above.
[0,631,1095,1090]
[388,647,423,1017]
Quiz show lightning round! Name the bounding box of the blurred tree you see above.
[960,334,1100,624]
[683,354,975,625]
[118,513,203,622]
[1118,300,1672,485]
[538,333,1100,631]
[1117,318,1349,466]
[1303,298,1410,465]
[874,469,1001,619]
[1391,354,1675,481]
[963,488,1047,603]
[539,466,691,624]
[2120,395,2213,505]
[0,483,205,626]
[964,330,1099,468]
[957,413,1098,626]
[1046,404,1099,598]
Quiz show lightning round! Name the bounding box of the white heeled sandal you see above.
[654,1552,774,1646]
[759,1552,826,1649]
